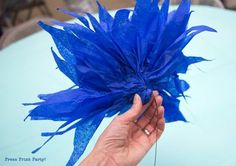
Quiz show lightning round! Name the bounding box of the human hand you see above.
[79,91,165,166]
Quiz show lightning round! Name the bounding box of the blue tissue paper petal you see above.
[24,0,216,165]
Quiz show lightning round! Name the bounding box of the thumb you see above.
[120,94,143,122]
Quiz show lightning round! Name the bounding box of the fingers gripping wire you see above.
[133,99,159,166]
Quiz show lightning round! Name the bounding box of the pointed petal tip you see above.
[22,103,29,106]
[204,58,215,62]
[56,8,67,12]
[211,28,217,33]
[41,132,53,137]
[37,21,52,32]
[24,114,30,121]
[32,147,40,154]
[37,20,44,27]
[204,26,217,33]
[96,0,101,6]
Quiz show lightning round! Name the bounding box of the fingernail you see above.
[153,90,158,96]
[134,94,140,103]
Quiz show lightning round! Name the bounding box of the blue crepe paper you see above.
[24,0,216,165]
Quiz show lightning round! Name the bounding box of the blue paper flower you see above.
[24,0,216,165]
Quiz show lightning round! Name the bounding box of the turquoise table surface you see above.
[0,6,236,166]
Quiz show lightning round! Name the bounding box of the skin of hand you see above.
[79,91,165,166]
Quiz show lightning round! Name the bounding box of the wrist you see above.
[79,149,119,166]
